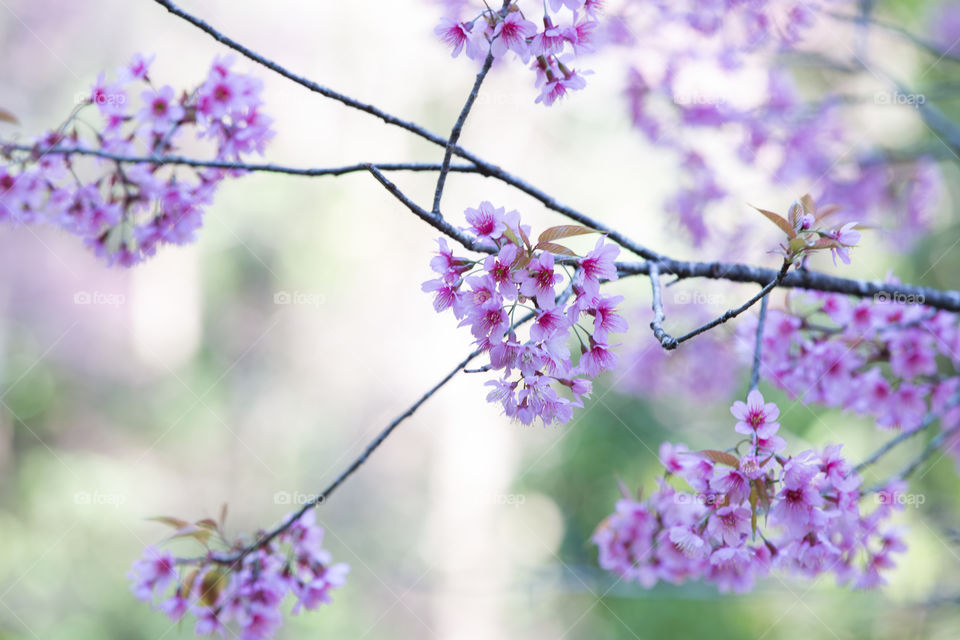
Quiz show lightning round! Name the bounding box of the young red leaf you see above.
[195,518,219,531]
[148,516,191,529]
[696,449,740,468]
[537,224,597,244]
[751,205,797,239]
[0,108,19,125]
[534,241,578,256]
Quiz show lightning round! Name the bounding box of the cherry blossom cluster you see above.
[0,53,273,265]
[593,390,906,592]
[741,289,960,447]
[435,0,600,105]
[610,0,941,249]
[423,202,626,425]
[129,510,347,639]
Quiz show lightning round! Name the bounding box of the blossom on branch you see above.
[423,204,627,425]
[593,391,905,592]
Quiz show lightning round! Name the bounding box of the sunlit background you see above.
[1,0,960,638]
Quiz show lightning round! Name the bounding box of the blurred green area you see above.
[1,0,960,639]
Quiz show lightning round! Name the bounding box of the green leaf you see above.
[751,205,797,239]
[502,228,522,248]
[537,224,597,244]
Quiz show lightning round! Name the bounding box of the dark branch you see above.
[647,260,790,350]
[1,143,481,178]
[616,259,960,312]
[364,164,487,252]
[432,50,496,214]
[149,0,662,261]
[749,295,770,392]
[194,349,481,566]
[648,263,677,349]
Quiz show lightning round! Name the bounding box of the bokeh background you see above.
[1,0,960,638]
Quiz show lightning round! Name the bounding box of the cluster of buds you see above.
[753,194,862,266]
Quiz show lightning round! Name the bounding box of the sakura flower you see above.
[578,337,618,376]
[828,222,861,265]
[139,85,184,133]
[589,294,628,342]
[577,236,619,297]
[128,547,176,602]
[491,13,537,60]
[517,252,562,308]
[464,201,507,243]
[435,18,488,60]
[536,67,589,106]
[669,526,709,559]
[530,22,567,56]
[659,441,692,474]
[122,52,154,81]
[730,389,780,439]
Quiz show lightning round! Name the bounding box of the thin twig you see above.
[191,349,482,566]
[364,164,486,252]
[826,10,960,63]
[433,49,496,214]
[648,260,790,350]
[614,260,960,313]
[188,298,551,567]
[648,262,677,349]
[863,420,960,493]
[749,295,770,392]
[149,0,663,261]
[1,143,481,178]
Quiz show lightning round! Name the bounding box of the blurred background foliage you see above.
[1,0,959,638]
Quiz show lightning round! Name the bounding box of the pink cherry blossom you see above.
[730,389,780,439]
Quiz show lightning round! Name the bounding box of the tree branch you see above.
[1,143,481,178]
[149,0,663,261]
[826,10,960,64]
[432,49,496,214]
[648,262,677,349]
[190,349,482,567]
[749,295,770,392]
[647,260,790,350]
[863,421,960,494]
[364,164,486,252]
[616,259,960,312]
